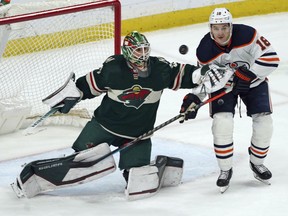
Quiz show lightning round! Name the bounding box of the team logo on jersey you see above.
[227,61,250,69]
[118,85,151,108]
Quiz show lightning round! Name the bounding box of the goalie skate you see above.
[11,179,24,198]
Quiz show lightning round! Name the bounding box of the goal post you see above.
[0,0,121,134]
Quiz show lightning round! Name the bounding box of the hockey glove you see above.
[54,96,81,114]
[179,93,201,123]
[192,64,234,94]
[42,73,82,114]
[232,66,256,95]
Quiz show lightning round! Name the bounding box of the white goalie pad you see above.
[125,155,183,201]
[125,164,160,201]
[162,156,184,187]
[11,143,116,198]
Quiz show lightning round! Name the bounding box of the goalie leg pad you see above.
[125,155,184,200]
[125,156,167,201]
[160,155,184,187]
[12,143,116,198]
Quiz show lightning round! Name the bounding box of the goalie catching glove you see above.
[42,73,82,113]
[179,93,201,123]
[191,64,234,94]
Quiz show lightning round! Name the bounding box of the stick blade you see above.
[22,126,47,136]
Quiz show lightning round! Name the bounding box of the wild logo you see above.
[118,85,151,109]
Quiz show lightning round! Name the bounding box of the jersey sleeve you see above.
[76,57,117,100]
[248,31,280,79]
[153,57,199,90]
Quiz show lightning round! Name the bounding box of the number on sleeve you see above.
[256,36,271,51]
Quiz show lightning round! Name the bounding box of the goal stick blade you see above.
[22,107,60,136]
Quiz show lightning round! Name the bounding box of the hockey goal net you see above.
[0,0,121,133]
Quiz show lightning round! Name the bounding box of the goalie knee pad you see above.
[13,143,116,198]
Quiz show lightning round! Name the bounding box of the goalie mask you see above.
[121,31,151,72]
[209,8,233,46]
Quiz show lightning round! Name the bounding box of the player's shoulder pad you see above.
[196,32,220,64]
[150,56,169,64]
[149,56,175,70]
[232,24,256,47]
[102,55,126,71]
[103,55,123,65]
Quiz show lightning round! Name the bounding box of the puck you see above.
[179,45,189,55]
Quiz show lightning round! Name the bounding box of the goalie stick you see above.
[22,107,61,136]
[23,73,75,136]
[67,85,234,169]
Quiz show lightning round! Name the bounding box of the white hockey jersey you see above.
[196,24,280,88]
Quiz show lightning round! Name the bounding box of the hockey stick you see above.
[71,86,233,168]
[22,107,60,135]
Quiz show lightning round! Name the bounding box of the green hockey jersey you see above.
[76,55,199,138]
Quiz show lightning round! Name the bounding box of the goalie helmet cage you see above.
[0,0,121,129]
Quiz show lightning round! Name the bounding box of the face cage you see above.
[124,44,151,68]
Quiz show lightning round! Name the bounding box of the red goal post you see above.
[0,0,121,134]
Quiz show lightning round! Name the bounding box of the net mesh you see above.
[0,1,119,121]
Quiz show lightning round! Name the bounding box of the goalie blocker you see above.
[11,144,183,200]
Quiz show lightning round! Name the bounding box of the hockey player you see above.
[181,8,280,192]
[12,31,233,200]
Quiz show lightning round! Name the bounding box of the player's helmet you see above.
[209,8,233,45]
[121,31,151,71]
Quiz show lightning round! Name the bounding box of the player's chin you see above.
[215,39,227,46]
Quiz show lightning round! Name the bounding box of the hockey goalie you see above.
[11,31,233,200]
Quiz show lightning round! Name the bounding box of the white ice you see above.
[1,13,288,216]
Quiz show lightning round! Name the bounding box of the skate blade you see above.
[253,174,271,185]
[10,182,25,198]
[219,185,229,194]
